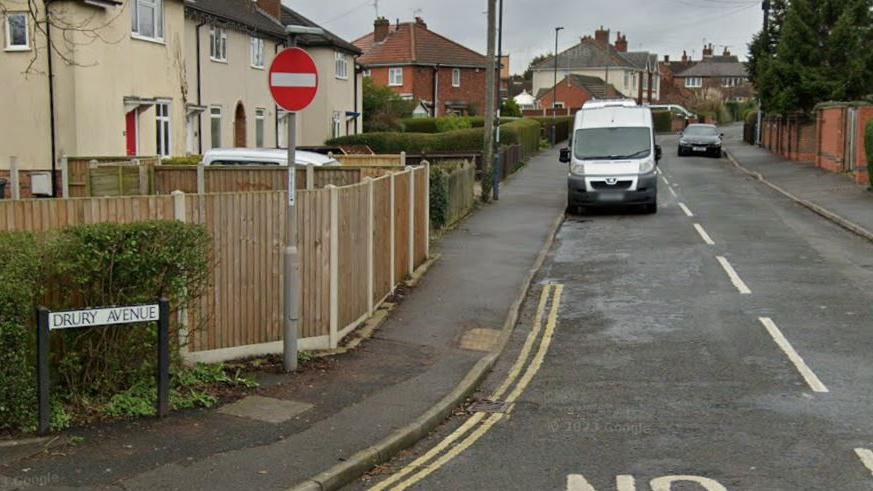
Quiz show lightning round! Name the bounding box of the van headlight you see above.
[570,163,585,176]
[639,160,655,174]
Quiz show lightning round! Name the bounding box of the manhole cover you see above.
[468,399,509,414]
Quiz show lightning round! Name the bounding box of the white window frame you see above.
[452,68,461,88]
[255,108,265,147]
[388,67,403,86]
[335,51,349,80]
[155,101,172,158]
[210,106,222,149]
[131,0,164,42]
[210,26,227,63]
[5,12,29,51]
[553,102,565,109]
[362,68,372,78]
[332,112,342,139]
[685,77,702,88]
[250,36,264,69]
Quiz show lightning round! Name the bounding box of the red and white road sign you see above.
[269,47,319,112]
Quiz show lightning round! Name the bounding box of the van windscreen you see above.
[573,127,651,161]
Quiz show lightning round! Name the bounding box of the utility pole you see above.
[756,0,770,146]
[492,0,503,201]
[552,27,564,142]
[482,0,497,202]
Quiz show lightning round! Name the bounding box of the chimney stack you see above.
[664,55,670,63]
[594,26,610,45]
[681,50,688,63]
[614,32,627,52]
[374,17,390,43]
[703,43,713,58]
[415,17,427,29]
[723,46,731,57]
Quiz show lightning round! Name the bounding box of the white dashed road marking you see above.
[716,256,751,294]
[668,187,678,198]
[694,224,715,245]
[759,317,829,393]
[854,448,873,477]
[678,202,694,217]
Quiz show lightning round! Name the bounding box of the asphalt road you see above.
[356,133,873,491]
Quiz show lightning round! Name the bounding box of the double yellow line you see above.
[370,284,564,491]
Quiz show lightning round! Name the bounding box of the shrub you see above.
[0,220,211,432]
[429,166,449,228]
[163,155,202,166]
[435,117,473,133]
[866,119,873,189]
[529,116,574,143]
[501,98,522,118]
[400,116,485,134]
[652,111,673,133]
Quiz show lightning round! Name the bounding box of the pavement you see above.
[0,147,567,490]
[355,130,873,490]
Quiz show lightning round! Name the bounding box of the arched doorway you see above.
[234,102,247,147]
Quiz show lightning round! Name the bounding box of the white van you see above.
[559,101,661,214]
[203,148,340,167]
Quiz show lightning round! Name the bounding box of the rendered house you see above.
[0,0,362,172]
[530,27,660,105]
[353,17,490,117]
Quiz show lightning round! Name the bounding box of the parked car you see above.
[203,148,340,167]
[677,124,723,158]
[560,101,661,214]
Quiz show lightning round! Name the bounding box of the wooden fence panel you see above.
[312,168,361,188]
[414,168,428,266]
[337,183,370,330]
[393,171,411,283]
[297,189,331,339]
[372,176,393,304]
[337,155,403,167]
[0,195,174,232]
[444,161,475,227]
[155,167,197,194]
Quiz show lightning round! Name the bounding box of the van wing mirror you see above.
[655,144,663,162]
[559,148,571,164]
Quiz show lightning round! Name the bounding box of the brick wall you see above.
[536,80,591,112]
[817,107,846,173]
[367,66,489,117]
[759,115,816,163]
[851,106,873,185]
[0,170,63,199]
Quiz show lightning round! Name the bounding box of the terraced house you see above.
[0,0,362,172]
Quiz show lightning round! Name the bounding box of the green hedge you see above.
[163,155,202,166]
[866,119,873,189]
[529,116,574,142]
[652,111,673,133]
[327,119,542,156]
[0,221,212,432]
[399,116,485,133]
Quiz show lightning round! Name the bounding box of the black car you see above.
[678,124,723,158]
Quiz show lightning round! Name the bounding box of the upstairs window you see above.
[210,26,227,62]
[685,77,702,88]
[131,0,164,40]
[335,52,349,80]
[250,37,264,68]
[389,67,403,86]
[5,12,29,50]
[452,68,461,87]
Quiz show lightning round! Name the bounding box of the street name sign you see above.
[49,305,159,330]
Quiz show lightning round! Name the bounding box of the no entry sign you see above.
[269,47,319,112]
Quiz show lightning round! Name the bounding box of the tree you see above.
[361,77,415,132]
[746,0,789,108]
[523,54,550,81]
[501,98,522,118]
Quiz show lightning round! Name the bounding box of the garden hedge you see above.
[400,116,486,133]
[652,111,673,133]
[0,221,211,432]
[529,116,574,142]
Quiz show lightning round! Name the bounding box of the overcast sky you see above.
[286,0,762,73]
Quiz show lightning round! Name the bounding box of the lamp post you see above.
[756,0,770,146]
[552,27,564,144]
[493,0,504,201]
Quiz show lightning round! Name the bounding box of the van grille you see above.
[591,180,632,190]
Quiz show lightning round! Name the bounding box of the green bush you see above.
[435,117,473,133]
[652,111,673,133]
[400,116,485,134]
[529,116,574,143]
[865,119,873,190]
[163,155,202,166]
[429,166,449,229]
[0,221,212,432]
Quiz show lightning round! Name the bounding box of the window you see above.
[255,108,265,147]
[335,52,349,80]
[452,68,461,88]
[210,106,222,148]
[685,77,702,88]
[250,37,264,68]
[553,102,565,109]
[131,0,163,40]
[389,67,403,86]
[362,69,372,78]
[155,102,171,158]
[5,12,29,50]
[573,127,651,161]
[210,26,227,62]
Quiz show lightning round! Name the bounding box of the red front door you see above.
[125,110,137,156]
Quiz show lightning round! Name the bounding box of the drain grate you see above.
[467,399,509,414]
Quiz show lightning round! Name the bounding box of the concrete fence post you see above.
[366,177,374,315]
[10,156,20,200]
[60,155,69,198]
[424,161,430,258]
[400,151,407,167]
[196,163,206,194]
[138,160,149,195]
[408,167,415,275]
[389,173,396,290]
[172,190,190,354]
[306,164,315,190]
[328,184,339,349]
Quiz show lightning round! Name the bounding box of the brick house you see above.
[535,74,622,112]
[673,46,753,102]
[353,17,490,117]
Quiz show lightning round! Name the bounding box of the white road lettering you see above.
[650,475,727,491]
[716,256,751,295]
[694,224,715,245]
[567,474,636,491]
[759,317,828,393]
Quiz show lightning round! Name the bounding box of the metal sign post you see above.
[36,300,170,435]
[270,27,322,373]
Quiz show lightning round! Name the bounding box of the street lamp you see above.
[553,27,564,122]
